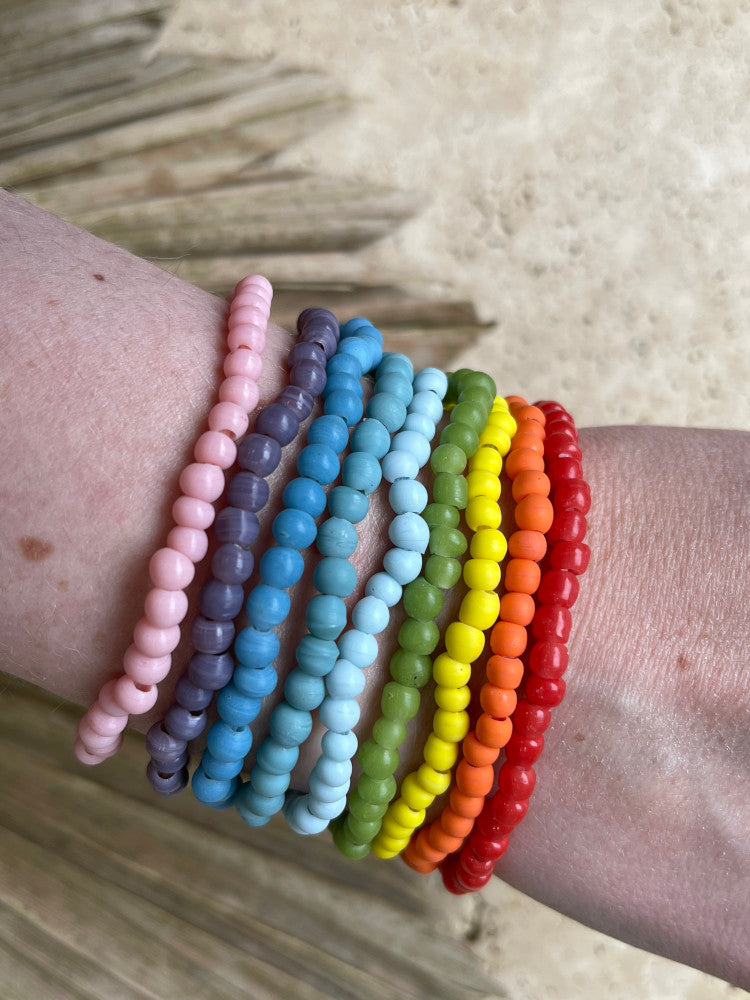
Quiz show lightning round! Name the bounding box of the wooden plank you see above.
[0,0,169,49]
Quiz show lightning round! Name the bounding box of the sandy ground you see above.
[162,4,748,997]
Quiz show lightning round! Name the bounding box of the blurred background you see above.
[1,1,748,998]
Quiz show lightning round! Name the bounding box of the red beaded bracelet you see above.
[441,400,590,893]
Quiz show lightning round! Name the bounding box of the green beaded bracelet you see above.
[331,369,497,859]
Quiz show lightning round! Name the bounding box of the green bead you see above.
[359,738,399,779]
[403,577,444,621]
[423,502,460,529]
[389,649,432,687]
[424,553,462,590]
[430,442,467,475]
[397,617,439,655]
[450,399,487,435]
[429,525,468,559]
[443,372,462,408]
[331,817,372,858]
[381,681,421,722]
[458,370,496,397]
[372,717,408,749]
[357,773,397,806]
[440,420,479,457]
[432,471,469,509]
[348,790,389,821]
[458,385,494,414]
[345,814,383,843]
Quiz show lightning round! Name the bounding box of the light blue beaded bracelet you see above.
[191,313,383,812]
[284,363,449,835]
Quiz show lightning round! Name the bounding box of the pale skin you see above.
[1,188,748,988]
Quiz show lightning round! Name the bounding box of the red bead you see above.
[553,478,591,514]
[488,795,530,829]
[531,604,572,641]
[512,701,551,736]
[535,400,564,415]
[547,508,587,543]
[440,856,469,894]
[545,432,582,461]
[455,865,493,892]
[528,639,569,678]
[525,674,566,706]
[475,809,506,841]
[549,540,590,574]
[504,733,545,765]
[460,847,498,875]
[498,763,537,799]
[547,456,583,482]
[544,414,578,440]
[536,569,580,607]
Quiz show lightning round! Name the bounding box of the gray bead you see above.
[199,580,244,622]
[211,543,253,584]
[187,651,234,690]
[255,403,300,446]
[214,507,259,546]
[237,433,281,476]
[175,675,213,712]
[227,471,270,512]
[190,615,235,654]
[147,760,189,796]
[164,704,207,741]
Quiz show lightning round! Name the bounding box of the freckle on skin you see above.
[47,298,61,306]
[19,536,54,562]
[57,579,69,591]
[574,732,585,742]
[93,273,105,281]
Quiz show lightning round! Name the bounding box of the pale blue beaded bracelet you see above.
[285,363,448,835]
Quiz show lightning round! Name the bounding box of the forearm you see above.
[2,189,748,986]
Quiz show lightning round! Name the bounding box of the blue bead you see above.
[314,755,353,787]
[256,739,299,775]
[236,785,285,818]
[351,595,389,635]
[375,371,413,406]
[259,545,305,589]
[342,451,381,494]
[389,478,428,514]
[319,695,360,733]
[324,388,363,426]
[269,703,313,748]
[281,477,327,518]
[413,367,449,397]
[326,658,366,698]
[215,684,261,727]
[381,449,420,484]
[364,570,402,607]
[313,556,357,598]
[272,508,317,549]
[297,443,340,485]
[336,629,378,667]
[250,767,291,798]
[305,593,347,639]
[366,391,407,433]
[350,418,391,459]
[376,352,413,378]
[402,411,435,440]
[390,429,431,468]
[338,336,377,373]
[308,793,348,821]
[316,517,358,558]
[322,371,361,399]
[325,352,361,378]
[410,388,445,423]
[284,794,330,834]
[321,729,358,761]
[234,626,280,668]
[306,413,349,452]
[389,511,431,552]
[206,721,252,766]
[341,318,384,348]
[383,547,423,584]
[245,584,290,629]
[191,766,237,805]
[308,773,350,803]
[295,636,339,676]
[233,663,277,699]
[284,669,326,711]
[234,800,270,827]
[202,752,244,780]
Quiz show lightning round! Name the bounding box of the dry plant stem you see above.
[0,188,748,988]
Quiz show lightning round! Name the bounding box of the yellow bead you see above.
[434,684,472,712]
[417,762,451,796]
[470,527,508,562]
[469,445,503,476]
[477,425,512,456]
[401,772,433,811]
[391,799,425,829]
[372,835,407,858]
[445,620,485,663]
[466,469,500,502]
[423,732,459,772]
[433,708,470,744]
[380,815,414,840]
[463,557,501,591]
[431,652,471,688]
[459,588,501,631]
[491,409,517,437]
[465,497,501,532]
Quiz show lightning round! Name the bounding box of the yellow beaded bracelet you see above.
[371,397,516,858]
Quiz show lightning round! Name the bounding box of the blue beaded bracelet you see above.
[285,363,448,835]
[191,314,383,811]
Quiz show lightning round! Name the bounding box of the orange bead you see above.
[440,807,477,839]
[485,654,524,689]
[505,395,527,409]
[515,494,554,532]
[428,823,464,855]
[504,558,542,594]
[402,843,437,874]
[512,469,551,501]
[476,713,513,748]
[505,447,545,479]
[499,591,535,625]
[508,530,547,561]
[489,620,527,657]
[450,787,485,818]
[414,827,445,864]
[462,730,500,767]
[512,430,545,454]
[456,759,495,797]
[480,685,518,719]
[514,404,546,426]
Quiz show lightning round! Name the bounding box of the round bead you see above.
[297,443,340,485]
[284,670,326,711]
[282,477,327,518]
[327,659,366,699]
[269,703,313,748]
[306,593,347,639]
[208,401,249,440]
[381,450,420,484]
[351,595,389,635]
[336,630,379,668]
[179,462,224,503]
[383,547,423,585]
[259,545,305,589]
[188,651,234,690]
[364,571,403,607]
[237,433,281,476]
[307,413,349,452]
[227,471,269,512]
[342,450,382,494]
[214,507,259,547]
[149,547,194,591]
[272,508,317,549]
[245,584,290,629]
[328,485,370,523]
[316,517,358,558]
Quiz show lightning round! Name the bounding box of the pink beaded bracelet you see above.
[74,275,273,765]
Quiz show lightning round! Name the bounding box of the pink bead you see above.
[194,429,237,469]
[123,644,172,685]
[144,588,189,629]
[79,719,122,753]
[167,525,209,562]
[86,703,128,737]
[223,347,263,381]
[208,401,249,441]
[113,674,159,715]
[133,617,181,657]
[230,292,269,314]
[74,737,106,765]
[178,462,224,503]
[149,546,195,590]
[229,305,267,328]
[235,273,272,298]
[218,374,260,412]
[227,324,266,353]
[98,678,129,717]
[172,495,215,529]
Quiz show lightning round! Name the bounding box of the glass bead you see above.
[164,704,207,741]
[323,371,361,398]
[174,676,212,712]
[380,681,421,721]
[440,421,479,457]
[388,512,430,552]
[357,773,397,806]
[190,616,234,655]
[328,485,370,523]
[529,639,569,678]
[401,773,434,811]
[374,371,412,405]
[471,444,504,476]
[297,443,340,485]
[372,717,408,749]
[416,762,451,796]
[295,635,339,676]
[409,388,444,423]
[531,605,572,642]
[326,659,366,699]
[206,719,252,763]
[351,595,389,635]
[233,663,278,699]
[234,626,280,668]
[202,753,243,781]
[306,593,348,640]
[227,471,269,513]
[423,502,460,529]
[191,767,236,805]
[402,577,444,621]
[465,497,501,532]
[433,709,470,744]
[389,649,432,688]
[313,556,358,598]
[215,685,261,728]
[397,617,439,655]
[424,553,462,590]
[359,739,399,780]
[284,669,326,711]
[214,506,259,547]
[259,545,305,589]
[307,413,349,452]
[432,471,468,509]
[434,684,472,712]
[365,571,403,607]
[337,630,378,668]
[470,527,508,562]
[282,477,327,517]
[445,621,485,663]
[338,334,379,372]
[308,773,350,804]
[383,547,423,584]
[450,400,487,434]
[199,580,244,622]
[351,417,391,459]
[245,585,290,629]
[256,739,299,775]
[460,589,500,631]
[430,442,467,475]
[429,525,468,559]
[390,429,431,467]
[388,479,428,515]
[348,791,388,822]
[272,508,317,549]
[250,768,291,798]
[345,815,382,843]
[324,388,363,426]
[366,391,408,433]
[381,449,420,484]
[463,557,501,591]
[319,695,360,732]
[432,653,472,688]
[322,729,358,761]
[187,651,234,690]
[269,703,313,748]
[342,450,382,494]
[314,756,352,787]
[423,733,459,772]
[212,543,253,585]
[237,433,281,476]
